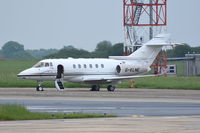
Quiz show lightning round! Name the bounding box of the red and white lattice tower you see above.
[123,0,167,55]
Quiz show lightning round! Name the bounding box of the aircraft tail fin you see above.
[127,34,171,66]
[109,33,171,66]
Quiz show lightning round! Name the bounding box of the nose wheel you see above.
[36,86,44,91]
[36,81,44,91]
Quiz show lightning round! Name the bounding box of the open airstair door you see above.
[55,65,64,91]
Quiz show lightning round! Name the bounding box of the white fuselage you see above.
[17,58,148,84]
[17,34,171,89]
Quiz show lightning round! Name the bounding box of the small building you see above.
[159,65,177,76]
[185,54,200,76]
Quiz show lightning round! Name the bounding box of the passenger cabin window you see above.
[71,64,105,69]
[73,64,76,69]
[50,62,53,67]
[101,64,104,68]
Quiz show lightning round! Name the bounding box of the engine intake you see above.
[116,64,147,76]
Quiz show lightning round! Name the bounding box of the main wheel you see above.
[36,86,44,91]
[107,85,115,92]
[90,85,100,91]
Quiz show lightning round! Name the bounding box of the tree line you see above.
[0,41,58,59]
[0,41,199,59]
[45,41,124,59]
[0,41,123,59]
[167,44,200,57]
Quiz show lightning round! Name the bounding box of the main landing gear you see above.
[90,85,100,91]
[36,81,44,91]
[90,85,116,92]
[107,85,115,92]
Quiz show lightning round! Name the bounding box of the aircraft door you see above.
[57,65,64,79]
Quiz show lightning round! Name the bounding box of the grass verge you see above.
[0,104,115,121]
[0,59,200,90]
[118,76,200,90]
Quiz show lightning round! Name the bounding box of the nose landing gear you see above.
[36,81,44,91]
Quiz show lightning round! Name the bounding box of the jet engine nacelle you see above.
[116,64,148,76]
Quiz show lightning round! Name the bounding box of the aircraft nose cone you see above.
[17,71,26,78]
[17,69,31,78]
[17,71,24,76]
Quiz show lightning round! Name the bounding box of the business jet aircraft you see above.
[17,34,171,91]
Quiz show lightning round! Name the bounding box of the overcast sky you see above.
[0,0,199,51]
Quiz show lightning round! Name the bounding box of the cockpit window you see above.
[33,62,52,68]
[45,63,49,67]
[33,62,44,68]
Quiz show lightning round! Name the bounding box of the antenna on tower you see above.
[149,0,153,40]
[123,0,167,55]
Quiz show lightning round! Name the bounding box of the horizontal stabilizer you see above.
[145,34,171,46]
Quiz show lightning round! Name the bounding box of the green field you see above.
[0,59,200,89]
[0,59,89,88]
[0,59,42,87]
[129,76,200,90]
[0,104,115,121]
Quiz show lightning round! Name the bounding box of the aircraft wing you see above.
[83,74,159,82]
